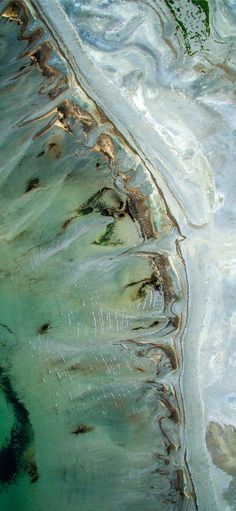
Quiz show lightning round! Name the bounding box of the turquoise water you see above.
[2,0,236,509]
[0,3,194,510]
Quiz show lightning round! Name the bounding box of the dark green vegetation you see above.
[165,0,210,54]
[0,2,197,510]
[0,366,38,486]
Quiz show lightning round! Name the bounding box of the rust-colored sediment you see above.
[0,3,190,502]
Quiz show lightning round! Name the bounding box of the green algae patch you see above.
[93,221,123,246]
[0,3,192,510]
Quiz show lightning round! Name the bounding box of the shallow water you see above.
[0,1,236,510]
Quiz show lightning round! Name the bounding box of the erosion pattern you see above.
[0,1,236,511]
[43,2,236,510]
[0,2,195,510]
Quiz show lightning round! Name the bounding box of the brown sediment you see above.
[0,2,193,505]
[127,338,178,371]
[20,107,69,139]
[96,105,110,125]
[216,63,236,83]
[21,99,94,140]
[2,2,158,245]
[57,99,94,132]
[2,3,39,61]
[184,452,199,507]
[1,1,42,46]
[22,41,61,79]
[134,244,185,309]
[19,108,58,128]
[152,254,177,308]
[205,56,236,83]
[32,113,63,140]
[167,315,179,330]
[1,1,29,37]
[126,254,178,312]
[160,397,180,425]
[47,77,69,99]
[76,180,156,245]
[171,468,192,503]
[1,1,68,100]
[158,416,175,457]
[125,184,156,239]
[148,344,178,371]
[93,133,115,162]
[126,334,181,474]
[24,0,181,246]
